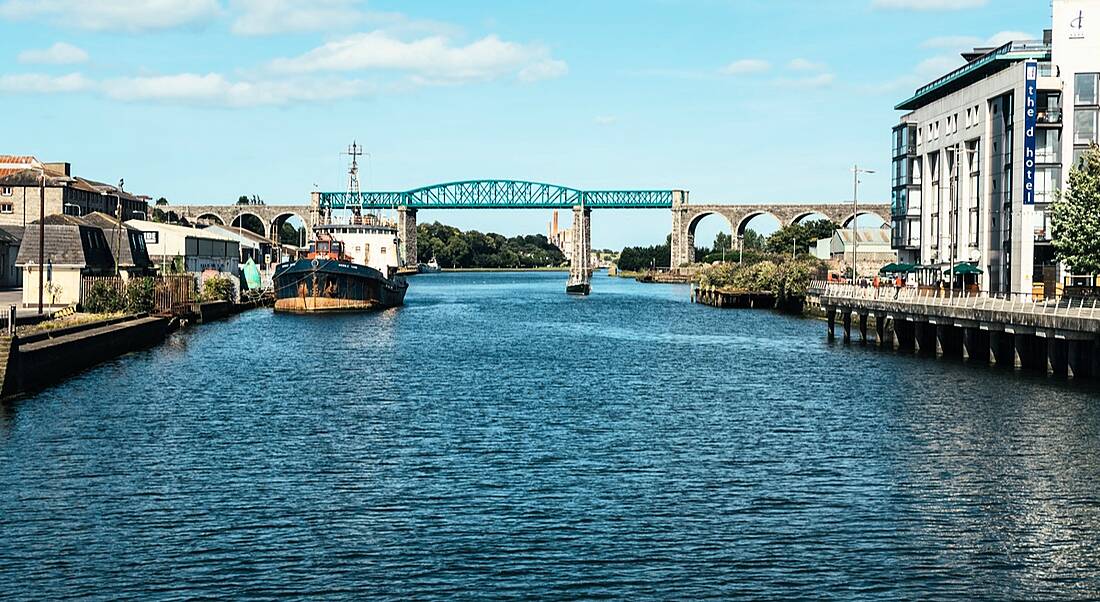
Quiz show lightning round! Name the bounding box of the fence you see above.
[819,281,1100,321]
[81,275,196,313]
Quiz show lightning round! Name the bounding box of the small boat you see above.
[566,275,591,295]
[418,257,442,273]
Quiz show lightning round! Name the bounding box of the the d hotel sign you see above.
[1023,61,1037,206]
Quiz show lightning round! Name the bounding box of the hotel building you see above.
[890,0,1100,295]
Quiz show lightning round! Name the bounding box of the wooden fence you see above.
[81,275,196,313]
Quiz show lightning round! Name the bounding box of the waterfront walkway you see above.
[820,283,1100,378]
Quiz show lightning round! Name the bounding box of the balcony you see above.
[1037,109,1062,125]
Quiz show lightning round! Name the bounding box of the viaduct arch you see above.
[670,202,890,268]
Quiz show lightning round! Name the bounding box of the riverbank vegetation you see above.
[1052,145,1100,273]
[696,256,825,302]
[416,222,566,269]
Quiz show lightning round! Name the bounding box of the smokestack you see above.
[552,210,559,236]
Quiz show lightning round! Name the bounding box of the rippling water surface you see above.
[2,272,1099,599]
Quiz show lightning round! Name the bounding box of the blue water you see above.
[1,272,1099,600]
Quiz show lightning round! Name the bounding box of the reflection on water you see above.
[0,271,1098,599]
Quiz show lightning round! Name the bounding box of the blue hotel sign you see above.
[1023,61,1038,205]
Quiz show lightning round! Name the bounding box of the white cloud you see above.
[0,0,221,32]
[269,31,567,84]
[231,0,364,35]
[872,0,987,10]
[102,73,371,107]
[787,58,825,71]
[594,115,617,126]
[775,73,836,88]
[17,42,88,65]
[0,72,92,93]
[719,59,770,76]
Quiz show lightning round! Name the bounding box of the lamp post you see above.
[34,162,45,315]
[851,165,876,284]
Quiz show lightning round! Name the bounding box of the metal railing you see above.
[818,281,1100,321]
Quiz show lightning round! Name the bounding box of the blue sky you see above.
[0,0,1049,248]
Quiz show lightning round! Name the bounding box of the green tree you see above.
[279,222,304,246]
[1052,145,1100,274]
[764,220,836,256]
[237,195,250,205]
[155,197,168,206]
[742,229,765,251]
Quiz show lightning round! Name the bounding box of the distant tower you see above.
[552,210,559,236]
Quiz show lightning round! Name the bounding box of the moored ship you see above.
[273,141,408,313]
[272,225,408,312]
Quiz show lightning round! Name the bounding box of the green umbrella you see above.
[885,262,917,274]
[945,263,983,275]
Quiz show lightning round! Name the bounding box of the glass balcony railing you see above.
[1037,109,1062,124]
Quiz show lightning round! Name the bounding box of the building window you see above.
[1075,73,1098,106]
[0,187,11,197]
[0,203,11,214]
[1038,92,1062,124]
[1036,129,1062,163]
[1035,167,1062,205]
[1075,108,1098,145]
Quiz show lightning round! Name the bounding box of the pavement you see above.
[0,289,54,318]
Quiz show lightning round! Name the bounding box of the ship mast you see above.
[344,141,365,223]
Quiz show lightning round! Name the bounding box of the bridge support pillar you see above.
[894,319,914,352]
[842,311,852,343]
[858,313,868,344]
[826,307,836,339]
[1067,339,1091,379]
[874,313,887,347]
[1012,333,1029,371]
[570,207,592,288]
[934,324,946,358]
[398,207,418,267]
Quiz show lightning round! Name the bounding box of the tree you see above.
[742,229,765,251]
[1052,144,1100,274]
[155,197,168,206]
[279,222,305,246]
[237,195,250,205]
[764,220,837,256]
[237,195,264,206]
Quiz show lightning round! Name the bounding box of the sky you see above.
[0,0,1052,249]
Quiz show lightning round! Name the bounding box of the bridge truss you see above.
[318,180,677,210]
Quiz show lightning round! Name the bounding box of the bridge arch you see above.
[270,211,307,244]
[735,210,781,237]
[839,210,888,229]
[195,212,226,226]
[789,211,832,226]
[231,211,267,237]
[685,211,735,263]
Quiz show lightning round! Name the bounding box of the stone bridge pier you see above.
[570,206,592,286]
[398,207,417,267]
[670,200,890,269]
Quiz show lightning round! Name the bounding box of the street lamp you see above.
[851,165,876,284]
[31,160,45,315]
[63,202,81,216]
[131,210,147,220]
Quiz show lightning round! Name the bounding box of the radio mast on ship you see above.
[344,141,365,222]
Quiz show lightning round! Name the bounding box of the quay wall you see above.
[16,316,174,393]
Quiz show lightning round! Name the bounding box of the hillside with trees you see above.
[416,221,566,268]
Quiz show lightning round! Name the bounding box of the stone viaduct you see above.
[158,204,314,242]
[670,201,891,267]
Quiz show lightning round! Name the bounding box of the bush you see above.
[125,277,155,314]
[696,256,825,302]
[83,281,124,314]
[200,276,235,303]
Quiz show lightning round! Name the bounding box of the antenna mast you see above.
[345,141,365,222]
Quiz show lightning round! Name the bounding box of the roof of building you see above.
[0,225,22,245]
[896,40,1050,111]
[203,224,272,246]
[81,212,152,268]
[833,228,892,245]
[125,219,241,242]
[15,214,116,269]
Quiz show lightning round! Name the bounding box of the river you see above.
[1,271,1099,599]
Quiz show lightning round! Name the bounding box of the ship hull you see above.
[272,259,407,313]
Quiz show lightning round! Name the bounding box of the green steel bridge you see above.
[317,180,680,210]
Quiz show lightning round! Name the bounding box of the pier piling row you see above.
[823,286,1100,379]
